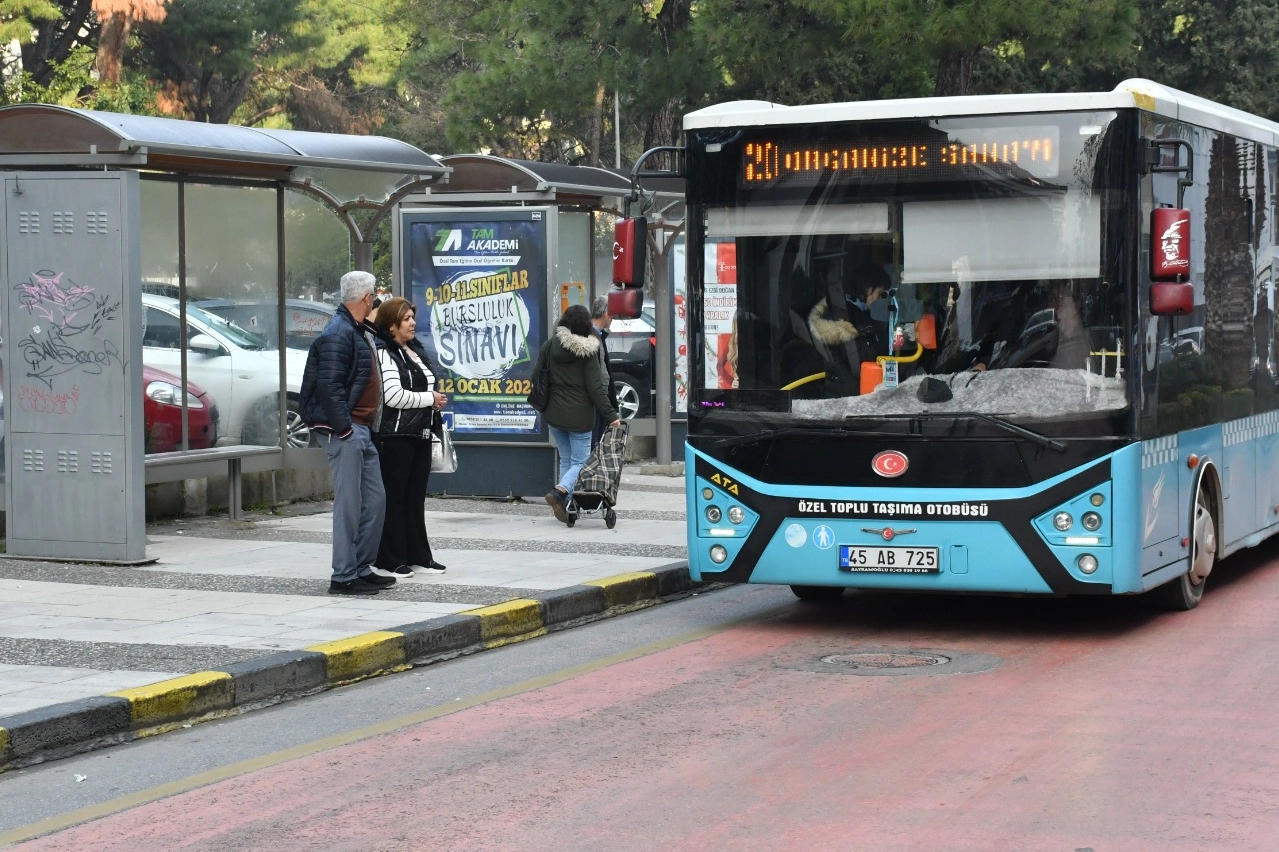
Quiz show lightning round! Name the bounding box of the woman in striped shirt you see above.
[368,297,449,579]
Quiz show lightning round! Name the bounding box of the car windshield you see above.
[185,302,270,351]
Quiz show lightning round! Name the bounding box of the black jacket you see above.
[373,329,439,440]
[542,326,618,431]
[299,305,378,436]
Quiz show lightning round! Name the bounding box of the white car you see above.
[141,294,311,447]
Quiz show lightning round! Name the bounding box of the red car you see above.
[0,364,215,463]
[143,365,218,452]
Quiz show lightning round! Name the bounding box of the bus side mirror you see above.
[613,217,647,288]
[1151,282,1194,316]
[915,314,937,349]
[607,286,643,320]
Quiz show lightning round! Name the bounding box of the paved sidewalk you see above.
[0,463,688,766]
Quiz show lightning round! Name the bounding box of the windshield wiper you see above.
[850,411,1068,453]
[707,426,898,450]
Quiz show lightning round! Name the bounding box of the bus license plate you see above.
[839,545,939,573]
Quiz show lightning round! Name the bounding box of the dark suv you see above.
[605,311,656,419]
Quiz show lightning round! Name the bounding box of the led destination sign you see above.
[741,125,1060,188]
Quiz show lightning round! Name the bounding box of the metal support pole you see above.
[652,228,672,465]
[354,240,374,273]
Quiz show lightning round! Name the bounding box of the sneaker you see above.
[390,565,415,578]
[359,571,397,588]
[328,578,380,595]
[413,563,446,574]
[545,489,569,523]
[367,565,399,578]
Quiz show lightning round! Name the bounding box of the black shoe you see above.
[329,578,381,595]
[413,562,446,574]
[367,565,399,578]
[390,565,415,578]
[359,572,397,587]
[545,489,569,523]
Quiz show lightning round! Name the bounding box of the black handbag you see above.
[527,341,552,412]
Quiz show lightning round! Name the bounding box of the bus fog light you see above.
[702,487,714,500]
[1053,511,1073,531]
[727,506,745,524]
[1090,493,1105,507]
[710,545,728,564]
[1082,512,1102,531]
[706,505,722,523]
[1078,554,1099,574]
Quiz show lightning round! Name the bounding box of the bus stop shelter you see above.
[392,154,683,497]
[0,104,449,562]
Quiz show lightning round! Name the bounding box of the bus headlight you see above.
[706,505,722,523]
[1053,512,1073,531]
[727,506,745,524]
[1077,554,1099,574]
[710,545,728,564]
[1081,512,1102,531]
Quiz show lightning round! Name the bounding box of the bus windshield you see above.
[688,110,1132,439]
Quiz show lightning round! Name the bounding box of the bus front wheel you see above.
[1153,484,1217,611]
[790,585,845,602]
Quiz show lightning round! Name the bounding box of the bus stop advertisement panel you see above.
[402,208,553,496]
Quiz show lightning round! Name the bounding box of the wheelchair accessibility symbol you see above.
[813,525,835,550]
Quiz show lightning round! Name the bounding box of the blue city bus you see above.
[679,79,1279,609]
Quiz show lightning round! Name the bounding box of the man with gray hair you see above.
[589,295,619,445]
[299,270,391,595]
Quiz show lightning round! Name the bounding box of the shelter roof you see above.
[0,104,449,205]
[435,154,681,211]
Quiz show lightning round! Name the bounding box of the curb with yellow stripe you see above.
[0,564,697,772]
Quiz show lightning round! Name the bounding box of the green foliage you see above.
[0,0,61,44]
[693,0,917,104]
[799,0,1139,95]
[391,0,714,163]
[1,44,161,112]
[132,0,311,123]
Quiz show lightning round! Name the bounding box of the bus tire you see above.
[790,585,845,602]
[1153,482,1217,611]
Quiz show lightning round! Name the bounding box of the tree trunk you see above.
[589,80,605,168]
[934,51,977,97]
[23,0,95,88]
[96,12,130,84]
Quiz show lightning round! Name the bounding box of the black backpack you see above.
[526,340,552,412]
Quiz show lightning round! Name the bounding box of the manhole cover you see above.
[780,647,1000,677]
[820,652,950,670]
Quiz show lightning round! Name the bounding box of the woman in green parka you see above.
[539,304,620,523]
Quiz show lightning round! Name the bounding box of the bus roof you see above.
[684,79,1279,147]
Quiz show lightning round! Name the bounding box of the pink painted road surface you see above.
[12,557,1279,851]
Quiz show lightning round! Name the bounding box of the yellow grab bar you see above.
[781,372,826,391]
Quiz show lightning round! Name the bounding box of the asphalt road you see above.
[4,538,1279,851]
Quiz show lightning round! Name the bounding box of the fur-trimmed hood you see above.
[808,300,859,346]
[552,325,603,359]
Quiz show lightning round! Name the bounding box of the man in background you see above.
[299,270,393,595]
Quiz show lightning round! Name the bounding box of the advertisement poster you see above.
[406,211,546,436]
[704,242,738,389]
[671,242,689,413]
[671,239,737,411]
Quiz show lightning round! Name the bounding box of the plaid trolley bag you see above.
[567,423,628,528]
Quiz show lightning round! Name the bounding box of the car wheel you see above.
[244,397,313,448]
[613,376,643,420]
[283,400,313,449]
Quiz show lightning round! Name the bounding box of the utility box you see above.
[2,172,145,561]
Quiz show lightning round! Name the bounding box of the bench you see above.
[145,445,284,519]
